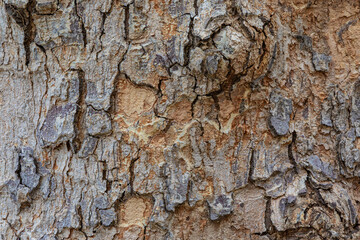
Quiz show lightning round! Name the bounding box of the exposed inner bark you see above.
[1,0,360,239]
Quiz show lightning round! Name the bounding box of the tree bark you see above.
[0,0,359,239]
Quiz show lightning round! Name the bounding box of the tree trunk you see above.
[0,0,359,239]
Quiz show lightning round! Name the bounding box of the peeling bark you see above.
[1,0,360,239]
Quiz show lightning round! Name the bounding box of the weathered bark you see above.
[0,0,360,239]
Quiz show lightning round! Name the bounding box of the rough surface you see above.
[1,0,360,239]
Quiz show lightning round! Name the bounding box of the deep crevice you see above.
[71,69,87,153]
[129,157,140,194]
[124,4,130,42]
[74,0,87,48]
[288,131,298,174]
[5,0,37,66]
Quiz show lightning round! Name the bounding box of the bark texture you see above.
[0,0,360,239]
